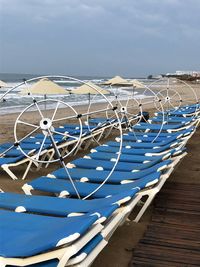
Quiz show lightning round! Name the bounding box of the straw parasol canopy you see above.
[131,79,144,88]
[71,82,110,95]
[102,76,132,86]
[20,78,68,95]
[0,80,7,87]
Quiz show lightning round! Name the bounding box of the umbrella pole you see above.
[88,92,91,105]
[44,94,47,110]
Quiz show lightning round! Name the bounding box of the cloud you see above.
[0,0,200,75]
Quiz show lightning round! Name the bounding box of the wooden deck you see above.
[130,181,200,266]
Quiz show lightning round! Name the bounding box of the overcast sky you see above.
[0,0,200,77]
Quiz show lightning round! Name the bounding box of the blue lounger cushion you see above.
[121,134,180,144]
[86,152,167,163]
[70,156,165,172]
[0,189,138,217]
[0,210,99,258]
[133,122,185,131]
[49,160,171,183]
[67,234,103,265]
[121,127,194,140]
[107,139,179,149]
[25,173,159,198]
[151,116,195,124]
[92,143,176,155]
[0,155,25,166]
[156,108,198,117]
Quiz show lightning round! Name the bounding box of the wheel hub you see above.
[40,118,52,130]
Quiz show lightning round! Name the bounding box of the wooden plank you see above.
[131,181,200,266]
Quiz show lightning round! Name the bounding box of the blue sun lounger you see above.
[23,172,160,198]
[67,156,167,172]
[11,233,105,267]
[0,189,138,218]
[126,126,195,139]
[30,235,106,267]
[150,116,196,125]
[45,160,172,184]
[155,107,199,117]
[106,139,178,149]
[0,210,103,266]
[132,122,191,133]
[22,165,174,222]
[91,142,185,157]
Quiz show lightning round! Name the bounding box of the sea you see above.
[0,73,153,115]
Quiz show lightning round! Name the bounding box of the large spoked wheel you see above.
[155,88,182,112]
[150,77,199,122]
[14,99,83,164]
[106,96,143,129]
[105,84,165,143]
[1,75,123,200]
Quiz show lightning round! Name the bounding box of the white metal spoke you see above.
[17,126,41,143]
[169,101,176,109]
[35,135,47,160]
[125,98,130,108]
[51,102,60,121]
[158,92,166,99]
[126,114,140,121]
[51,130,79,140]
[17,120,39,128]
[34,101,44,119]
[171,92,179,99]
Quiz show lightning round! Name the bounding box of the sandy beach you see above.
[0,82,200,266]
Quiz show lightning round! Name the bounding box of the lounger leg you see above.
[134,192,157,223]
[22,160,33,180]
[1,164,18,180]
[45,150,56,168]
[74,140,83,154]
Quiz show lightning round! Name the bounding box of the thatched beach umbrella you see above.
[20,78,69,109]
[71,82,110,104]
[131,79,144,88]
[102,76,132,86]
[20,78,68,96]
[71,82,109,95]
